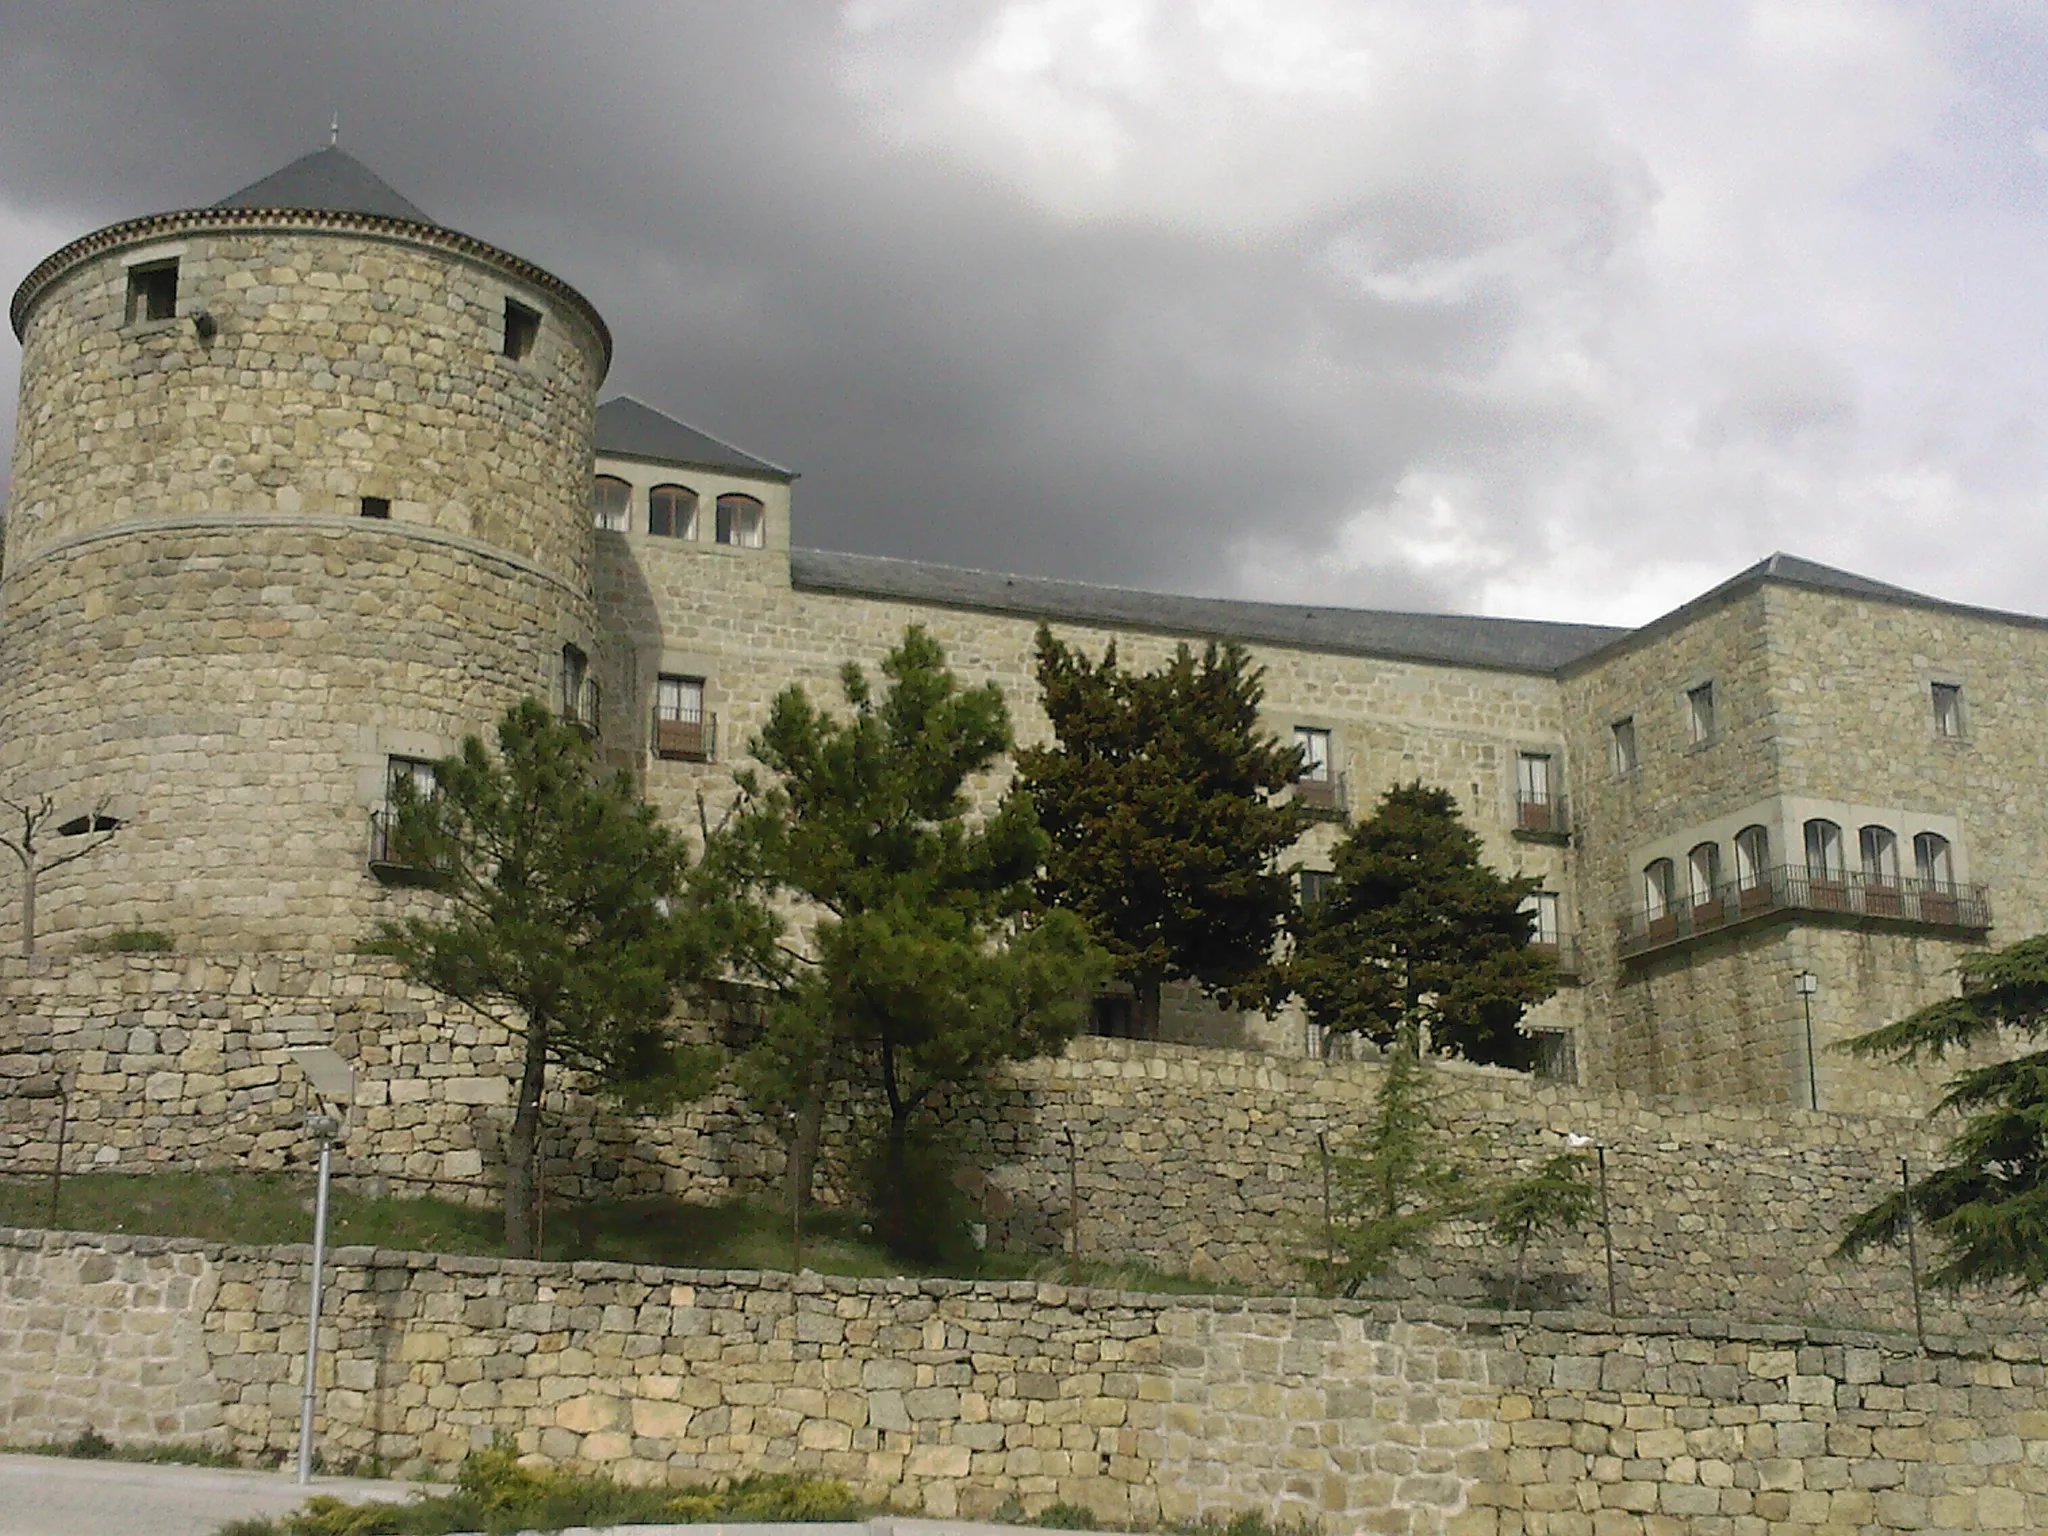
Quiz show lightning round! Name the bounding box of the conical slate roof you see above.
[214,146,433,225]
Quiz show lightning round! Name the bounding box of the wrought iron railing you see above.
[565,676,602,737]
[1515,790,1570,838]
[1617,865,1990,957]
[1529,933,1582,979]
[1294,771,1347,817]
[367,809,449,885]
[653,711,717,763]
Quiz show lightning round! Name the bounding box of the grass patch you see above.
[81,928,176,953]
[0,1170,1246,1293]
[215,1446,859,1535]
[7,1426,240,1468]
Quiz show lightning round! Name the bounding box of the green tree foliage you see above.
[736,627,1107,1258]
[1017,626,1307,1033]
[372,700,769,1258]
[1313,1032,1478,1295]
[1489,1151,1599,1310]
[1291,781,1555,1068]
[1837,934,2048,1291]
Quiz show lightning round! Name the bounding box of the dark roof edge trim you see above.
[9,206,613,369]
[790,555,1589,676]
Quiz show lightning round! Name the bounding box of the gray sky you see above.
[3,1,2046,625]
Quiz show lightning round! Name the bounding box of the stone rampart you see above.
[6,1227,2048,1534]
[4,954,2041,1338]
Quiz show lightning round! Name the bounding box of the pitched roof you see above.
[595,397,794,480]
[788,549,1626,674]
[214,147,434,225]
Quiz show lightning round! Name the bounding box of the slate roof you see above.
[214,147,434,225]
[596,397,794,480]
[787,549,1627,674]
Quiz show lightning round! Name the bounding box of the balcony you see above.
[1529,933,1583,982]
[564,676,602,738]
[1514,790,1570,844]
[654,711,717,763]
[1617,865,1991,959]
[367,809,449,888]
[1293,771,1347,820]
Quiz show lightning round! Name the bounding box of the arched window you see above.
[1643,858,1677,919]
[1914,832,1953,887]
[1687,842,1721,907]
[1803,819,1843,881]
[1859,825,1899,884]
[716,493,765,548]
[1734,824,1770,889]
[592,475,630,532]
[649,484,697,539]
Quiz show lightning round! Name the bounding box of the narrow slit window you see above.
[715,493,765,548]
[1611,717,1637,774]
[359,496,391,520]
[1686,682,1715,744]
[126,260,179,325]
[561,643,590,725]
[592,476,631,532]
[650,485,698,539]
[1932,682,1963,738]
[503,298,541,360]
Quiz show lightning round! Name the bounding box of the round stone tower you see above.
[3,147,611,951]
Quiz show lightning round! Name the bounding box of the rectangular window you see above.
[592,477,631,532]
[360,496,391,520]
[1294,727,1331,782]
[1932,682,1963,738]
[1521,890,1560,945]
[1297,868,1334,908]
[561,643,594,730]
[387,756,437,802]
[503,298,541,360]
[126,260,179,325]
[1611,716,1637,774]
[1517,752,1551,804]
[715,494,766,548]
[1686,683,1715,744]
[654,674,711,761]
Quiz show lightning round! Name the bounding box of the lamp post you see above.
[287,1047,355,1488]
[1795,970,1819,1110]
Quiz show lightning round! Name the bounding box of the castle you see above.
[4,146,2027,1118]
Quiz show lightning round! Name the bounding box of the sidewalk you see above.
[0,1452,422,1536]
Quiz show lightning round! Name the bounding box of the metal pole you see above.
[1596,1144,1618,1317]
[1901,1157,1926,1350]
[1317,1130,1334,1282]
[789,1113,805,1273]
[1802,990,1819,1111]
[296,1123,336,1487]
[46,1079,69,1227]
[1065,1126,1080,1286]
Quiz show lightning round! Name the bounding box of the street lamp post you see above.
[287,1047,356,1488]
[1796,970,1819,1110]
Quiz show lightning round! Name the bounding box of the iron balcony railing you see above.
[1515,789,1570,839]
[1294,771,1347,818]
[1529,933,1582,979]
[653,711,717,763]
[1617,865,1991,958]
[367,809,449,886]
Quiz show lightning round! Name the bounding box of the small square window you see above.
[1932,682,1963,738]
[1611,716,1638,774]
[359,496,391,520]
[126,260,179,325]
[503,298,540,360]
[1686,682,1715,744]
[1297,868,1334,908]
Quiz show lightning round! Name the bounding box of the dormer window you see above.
[715,494,765,548]
[126,260,178,325]
[593,476,630,532]
[650,485,698,540]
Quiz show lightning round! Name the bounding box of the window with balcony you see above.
[1516,752,1565,836]
[369,756,441,882]
[593,476,630,532]
[650,484,697,539]
[1292,727,1341,813]
[561,644,598,734]
[715,493,766,548]
[1932,682,1964,738]
[1804,818,1844,878]
[1522,890,1559,943]
[1643,858,1677,921]
[1734,824,1770,888]
[1913,831,1953,887]
[1859,825,1899,883]
[654,674,713,762]
[1687,841,1721,909]
[1686,682,1715,745]
[1611,716,1637,774]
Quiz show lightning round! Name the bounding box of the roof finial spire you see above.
[329,113,340,149]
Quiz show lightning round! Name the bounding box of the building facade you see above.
[4,149,2024,1114]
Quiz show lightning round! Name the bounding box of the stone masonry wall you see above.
[5,955,2043,1339]
[8,1227,2048,1535]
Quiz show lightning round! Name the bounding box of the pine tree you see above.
[737,626,1107,1258]
[1017,625,1306,1034]
[1292,781,1555,1068]
[371,700,769,1258]
[1837,934,2048,1291]
[1489,1151,1599,1310]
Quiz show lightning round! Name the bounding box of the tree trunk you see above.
[504,1024,550,1258]
[787,1076,827,1221]
[1133,972,1163,1040]
[876,1109,915,1257]
[1509,1227,1531,1312]
[20,862,36,958]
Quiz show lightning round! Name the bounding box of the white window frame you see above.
[1294,727,1331,783]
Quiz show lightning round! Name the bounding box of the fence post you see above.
[1900,1157,1926,1349]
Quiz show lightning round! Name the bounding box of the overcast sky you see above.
[3,1,2046,625]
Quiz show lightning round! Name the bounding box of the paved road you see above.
[0,1453,425,1536]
